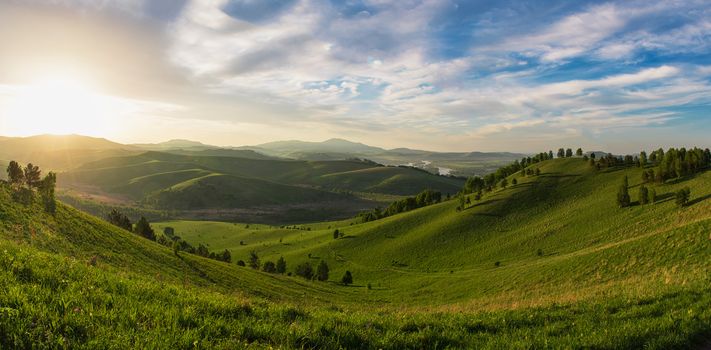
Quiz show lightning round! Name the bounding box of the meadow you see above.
[1,157,710,348]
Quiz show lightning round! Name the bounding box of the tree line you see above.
[615,147,709,209]
[106,210,232,263]
[5,161,57,213]
[358,189,442,223]
[242,251,353,285]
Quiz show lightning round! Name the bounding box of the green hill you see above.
[144,173,352,209]
[59,152,462,221]
[2,157,711,348]
[0,134,138,171]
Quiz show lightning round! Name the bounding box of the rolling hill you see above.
[0,134,139,171]
[2,157,710,348]
[58,151,463,222]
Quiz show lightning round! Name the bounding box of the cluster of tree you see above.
[649,148,710,181]
[618,176,691,208]
[358,189,442,223]
[106,211,232,263]
[5,161,57,213]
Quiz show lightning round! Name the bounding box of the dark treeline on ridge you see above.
[358,189,442,223]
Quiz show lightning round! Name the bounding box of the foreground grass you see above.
[2,242,710,349]
[2,157,711,348]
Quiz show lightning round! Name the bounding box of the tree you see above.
[316,260,329,281]
[249,251,260,269]
[675,187,691,207]
[535,168,541,176]
[221,249,232,263]
[557,148,565,158]
[576,148,583,156]
[512,178,518,185]
[341,271,353,286]
[107,209,132,231]
[163,227,175,238]
[23,163,41,189]
[262,261,277,273]
[38,172,57,213]
[548,150,554,159]
[639,151,647,167]
[617,176,631,208]
[295,262,314,280]
[638,185,649,205]
[134,216,156,241]
[237,260,246,267]
[650,188,657,204]
[565,148,573,158]
[500,178,508,189]
[276,256,287,274]
[6,161,24,187]
[333,229,340,239]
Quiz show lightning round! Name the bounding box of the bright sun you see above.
[3,74,118,136]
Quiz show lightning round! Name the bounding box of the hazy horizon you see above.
[1,1,710,154]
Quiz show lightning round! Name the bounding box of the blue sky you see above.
[0,0,710,152]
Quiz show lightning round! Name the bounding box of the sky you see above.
[0,0,710,153]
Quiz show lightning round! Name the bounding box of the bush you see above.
[295,262,314,280]
[316,260,329,281]
[675,188,691,207]
[236,260,246,267]
[341,271,353,285]
[639,185,649,205]
[249,251,260,269]
[262,261,276,273]
[276,257,287,274]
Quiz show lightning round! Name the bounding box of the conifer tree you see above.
[617,176,631,208]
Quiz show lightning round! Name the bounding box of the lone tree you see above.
[565,148,573,157]
[134,216,156,241]
[249,251,260,269]
[638,185,649,205]
[316,260,329,281]
[341,271,353,286]
[6,161,24,187]
[617,176,631,208]
[23,163,41,189]
[576,148,583,156]
[333,229,340,240]
[38,172,57,213]
[675,187,691,207]
[276,256,287,274]
[107,209,132,231]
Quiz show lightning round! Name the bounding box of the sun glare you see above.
[3,74,117,137]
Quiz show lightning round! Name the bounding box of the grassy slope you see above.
[156,158,711,308]
[62,152,464,200]
[2,157,711,348]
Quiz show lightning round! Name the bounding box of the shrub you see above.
[675,188,691,207]
[249,251,260,269]
[236,260,246,267]
[295,262,314,280]
[341,271,353,285]
[276,257,287,274]
[316,260,329,281]
[262,261,276,273]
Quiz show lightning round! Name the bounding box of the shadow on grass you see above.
[176,253,216,283]
[687,193,711,207]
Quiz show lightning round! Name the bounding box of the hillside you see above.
[0,135,138,170]
[154,157,711,306]
[2,158,711,347]
[59,151,463,222]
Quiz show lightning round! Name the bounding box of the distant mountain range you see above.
[1,134,528,176]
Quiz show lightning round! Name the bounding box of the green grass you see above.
[2,157,711,348]
[60,151,464,207]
